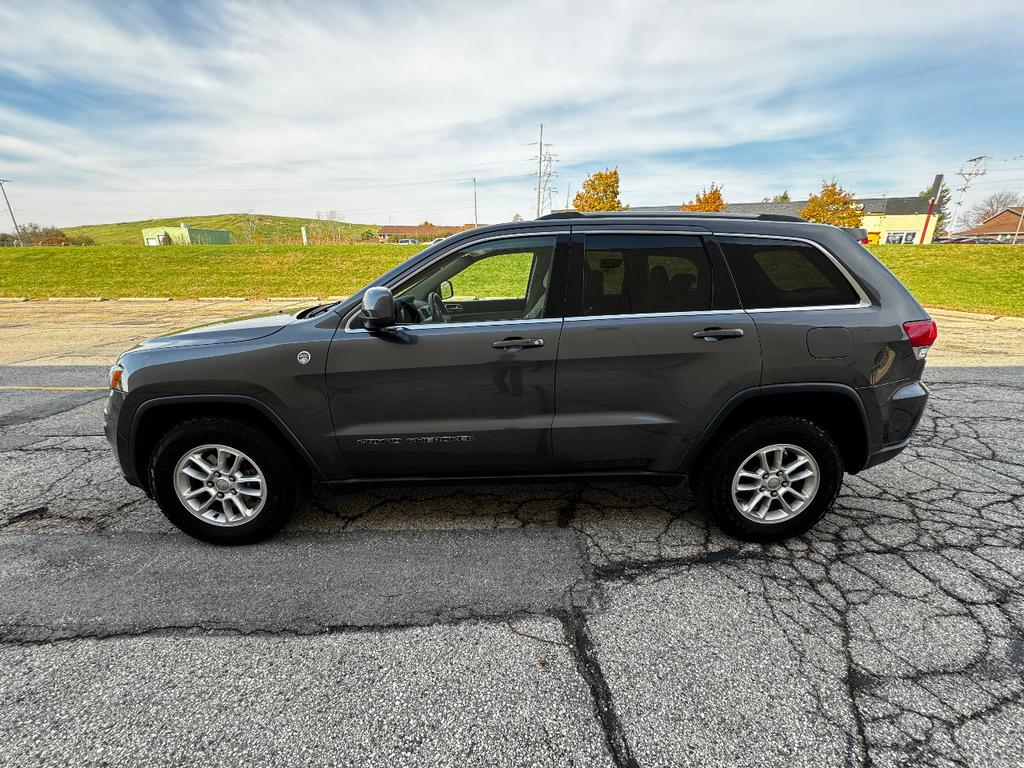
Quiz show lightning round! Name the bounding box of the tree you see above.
[572,168,623,212]
[800,180,863,227]
[918,184,952,236]
[966,190,1024,229]
[682,182,726,212]
[762,191,790,203]
[12,222,88,246]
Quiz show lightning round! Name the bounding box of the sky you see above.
[1,0,1023,229]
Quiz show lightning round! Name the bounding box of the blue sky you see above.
[1,0,1022,228]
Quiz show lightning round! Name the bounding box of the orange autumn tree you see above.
[572,168,623,211]
[682,182,726,212]
[800,180,863,226]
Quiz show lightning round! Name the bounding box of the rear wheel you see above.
[148,417,302,544]
[695,416,843,541]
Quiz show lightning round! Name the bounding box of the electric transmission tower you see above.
[540,149,558,216]
[531,124,558,217]
[949,156,987,233]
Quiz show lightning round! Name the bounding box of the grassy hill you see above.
[1,242,1022,315]
[62,214,379,246]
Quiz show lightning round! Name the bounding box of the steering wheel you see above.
[427,291,451,324]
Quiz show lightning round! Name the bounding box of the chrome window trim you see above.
[342,229,873,332]
[345,317,561,334]
[565,309,747,322]
[344,230,567,332]
[712,231,872,310]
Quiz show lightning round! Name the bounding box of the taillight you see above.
[903,320,937,360]
[858,237,869,245]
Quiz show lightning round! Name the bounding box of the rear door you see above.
[552,228,761,474]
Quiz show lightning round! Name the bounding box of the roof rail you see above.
[537,211,805,223]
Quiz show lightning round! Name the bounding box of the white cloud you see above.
[0,0,1021,226]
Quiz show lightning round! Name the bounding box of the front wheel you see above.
[148,417,302,544]
[694,416,843,541]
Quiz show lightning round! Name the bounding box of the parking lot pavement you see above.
[1,364,1023,767]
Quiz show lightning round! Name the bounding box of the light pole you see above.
[0,179,23,246]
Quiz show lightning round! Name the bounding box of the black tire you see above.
[148,417,302,545]
[694,416,843,542]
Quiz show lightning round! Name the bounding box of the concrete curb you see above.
[115,297,173,303]
[929,308,1000,321]
[0,297,29,303]
[45,297,108,302]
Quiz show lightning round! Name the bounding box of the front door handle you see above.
[692,327,744,341]
[492,337,544,351]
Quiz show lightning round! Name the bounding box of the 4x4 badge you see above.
[296,351,311,365]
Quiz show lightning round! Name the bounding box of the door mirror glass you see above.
[440,280,454,300]
[360,286,396,329]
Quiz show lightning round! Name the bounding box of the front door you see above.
[326,232,568,478]
[553,230,762,474]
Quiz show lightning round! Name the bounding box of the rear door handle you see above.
[692,327,744,341]
[492,337,544,351]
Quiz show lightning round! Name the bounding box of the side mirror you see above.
[440,280,454,301]
[360,286,396,330]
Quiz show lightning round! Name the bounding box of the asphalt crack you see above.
[561,609,640,768]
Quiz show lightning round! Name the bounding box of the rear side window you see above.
[582,234,712,316]
[720,237,859,309]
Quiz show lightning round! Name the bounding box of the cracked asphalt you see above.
[1,362,1023,767]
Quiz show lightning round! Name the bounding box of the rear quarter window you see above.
[720,237,860,309]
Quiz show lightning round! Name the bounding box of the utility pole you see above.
[0,179,23,246]
[565,185,572,211]
[1012,188,1024,245]
[949,156,987,234]
[919,174,944,244]
[535,124,543,219]
[473,177,478,227]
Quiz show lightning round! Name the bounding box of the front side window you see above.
[394,236,556,324]
[720,237,860,309]
[580,234,712,316]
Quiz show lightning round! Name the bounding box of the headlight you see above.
[109,364,125,391]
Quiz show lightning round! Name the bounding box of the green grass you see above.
[62,214,378,246]
[870,244,1024,316]
[1,242,1022,315]
[0,244,419,299]
[446,252,533,298]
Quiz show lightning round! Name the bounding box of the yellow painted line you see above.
[0,386,107,391]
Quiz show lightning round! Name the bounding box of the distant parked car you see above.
[427,237,446,245]
[937,236,1003,244]
[397,238,420,245]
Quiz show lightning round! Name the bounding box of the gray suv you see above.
[104,212,935,544]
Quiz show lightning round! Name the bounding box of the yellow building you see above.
[726,197,938,244]
[637,195,938,244]
[858,199,938,245]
